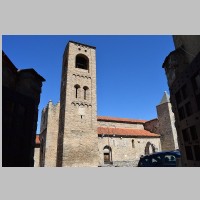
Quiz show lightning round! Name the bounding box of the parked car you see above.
[137,150,181,167]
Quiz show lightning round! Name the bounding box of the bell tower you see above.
[57,41,99,167]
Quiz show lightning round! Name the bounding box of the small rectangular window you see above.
[185,146,194,160]
[175,90,182,105]
[195,93,200,110]
[194,145,200,161]
[185,102,193,117]
[190,126,198,140]
[181,84,188,100]
[182,128,190,142]
[178,106,185,120]
[191,73,200,91]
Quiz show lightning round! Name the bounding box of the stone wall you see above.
[98,136,161,167]
[41,101,60,167]
[98,121,144,129]
[173,35,200,64]
[156,102,178,151]
[34,147,40,167]
[144,119,159,134]
[58,41,99,167]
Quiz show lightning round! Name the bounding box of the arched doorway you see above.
[145,142,156,155]
[103,146,112,164]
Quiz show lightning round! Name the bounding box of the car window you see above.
[150,155,163,167]
[164,155,176,165]
[139,157,149,166]
[138,152,180,167]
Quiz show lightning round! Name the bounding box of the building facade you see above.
[34,41,178,167]
[162,35,200,167]
[2,51,45,167]
[97,117,161,167]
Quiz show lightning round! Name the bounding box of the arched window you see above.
[75,54,89,70]
[145,142,156,155]
[83,86,89,100]
[74,84,80,98]
[132,139,135,148]
[103,146,112,164]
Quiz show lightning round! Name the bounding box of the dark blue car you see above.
[137,150,181,167]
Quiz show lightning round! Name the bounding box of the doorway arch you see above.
[103,145,112,164]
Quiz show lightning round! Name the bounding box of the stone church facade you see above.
[34,41,178,167]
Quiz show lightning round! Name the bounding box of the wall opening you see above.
[132,139,135,148]
[103,145,112,164]
[74,84,80,98]
[145,142,156,155]
[75,54,89,70]
[83,86,89,100]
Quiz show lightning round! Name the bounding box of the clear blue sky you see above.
[2,35,175,133]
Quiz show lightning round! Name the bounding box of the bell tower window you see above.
[74,84,80,98]
[75,54,89,70]
[83,86,89,100]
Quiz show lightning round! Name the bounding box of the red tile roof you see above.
[35,135,40,145]
[97,116,147,124]
[98,127,160,138]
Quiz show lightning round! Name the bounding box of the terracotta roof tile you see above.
[98,127,160,138]
[97,116,147,124]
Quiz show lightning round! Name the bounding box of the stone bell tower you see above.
[57,41,99,167]
[156,91,179,151]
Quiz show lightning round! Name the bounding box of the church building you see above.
[34,41,178,167]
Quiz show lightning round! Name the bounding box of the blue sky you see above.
[2,35,174,133]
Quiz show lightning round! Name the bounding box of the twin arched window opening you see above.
[75,54,89,71]
[74,85,89,100]
[74,84,80,98]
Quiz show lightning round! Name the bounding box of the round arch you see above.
[103,145,112,164]
[75,54,89,70]
[144,142,156,155]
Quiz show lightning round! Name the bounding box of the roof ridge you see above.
[97,116,147,123]
[97,127,160,137]
[99,126,147,130]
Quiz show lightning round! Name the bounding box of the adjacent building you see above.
[162,35,200,167]
[2,51,45,167]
